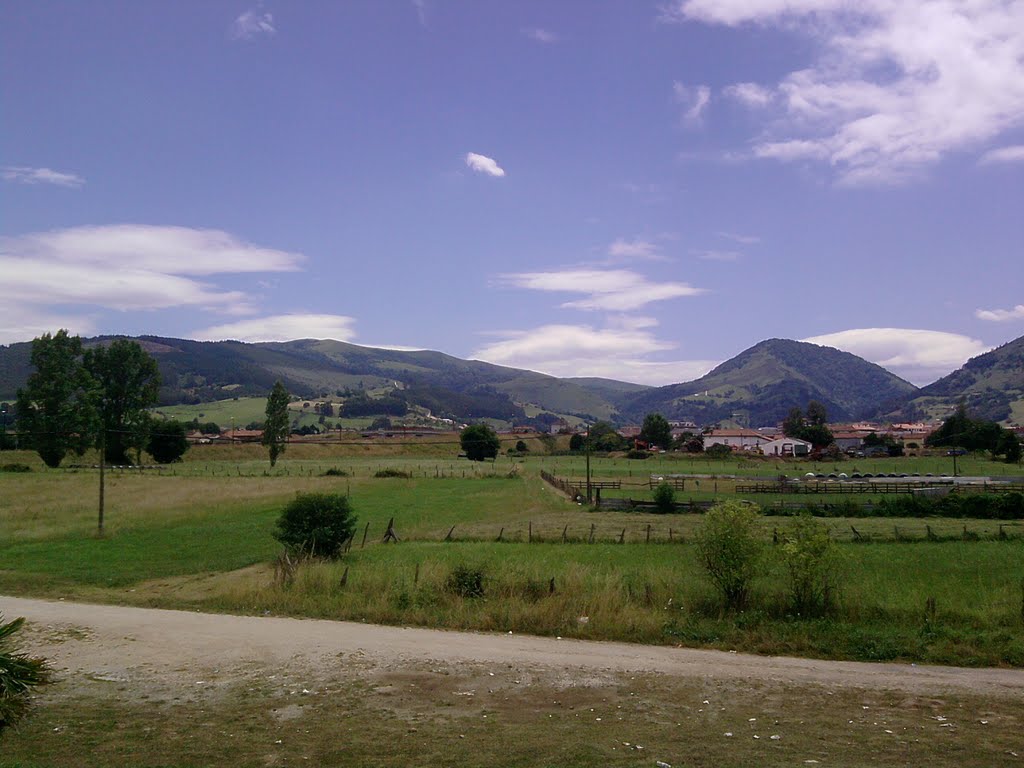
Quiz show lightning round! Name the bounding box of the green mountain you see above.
[618,339,919,427]
[897,334,1024,425]
[0,336,622,424]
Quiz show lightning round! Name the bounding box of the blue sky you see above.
[2,0,1022,387]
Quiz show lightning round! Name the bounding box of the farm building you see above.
[703,428,772,450]
[760,436,812,456]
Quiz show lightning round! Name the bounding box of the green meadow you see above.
[1,446,1022,666]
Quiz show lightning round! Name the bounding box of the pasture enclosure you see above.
[2,447,1023,666]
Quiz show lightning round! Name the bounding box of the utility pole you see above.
[585,423,592,504]
[98,428,105,536]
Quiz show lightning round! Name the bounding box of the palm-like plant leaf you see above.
[0,615,54,732]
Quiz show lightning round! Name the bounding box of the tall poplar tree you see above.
[262,381,290,467]
[15,330,96,467]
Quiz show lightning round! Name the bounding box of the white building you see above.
[703,429,772,450]
[760,436,812,457]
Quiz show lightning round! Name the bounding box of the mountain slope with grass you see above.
[0,336,622,424]
[896,334,1024,425]
[618,338,919,427]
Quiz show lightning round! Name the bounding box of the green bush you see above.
[323,467,348,477]
[446,565,485,598]
[705,443,732,459]
[694,500,765,612]
[779,516,841,616]
[274,493,357,558]
[374,468,411,478]
[652,481,676,513]
[626,449,650,460]
[146,420,190,464]
[0,463,32,473]
[0,615,53,733]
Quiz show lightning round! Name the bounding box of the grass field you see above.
[2,448,1023,667]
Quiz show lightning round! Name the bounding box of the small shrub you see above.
[274,493,357,558]
[626,449,650,460]
[323,467,348,477]
[374,468,410,478]
[515,440,529,453]
[0,615,53,733]
[652,481,676,513]
[694,500,765,612]
[446,565,485,598]
[706,443,732,459]
[779,515,841,616]
[0,464,32,473]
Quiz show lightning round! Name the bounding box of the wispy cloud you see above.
[523,27,558,43]
[193,313,357,343]
[230,6,276,40]
[664,0,1024,186]
[412,0,427,27]
[692,249,740,262]
[718,231,760,245]
[473,320,717,385]
[465,152,506,177]
[672,81,711,125]
[0,224,305,343]
[723,82,773,108]
[976,304,1024,322]
[803,327,990,385]
[978,145,1024,166]
[607,238,663,261]
[2,166,84,188]
[499,268,704,312]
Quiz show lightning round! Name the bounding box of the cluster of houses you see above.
[546,417,942,457]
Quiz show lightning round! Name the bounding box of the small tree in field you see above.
[0,615,53,734]
[274,493,357,558]
[263,381,290,467]
[695,500,765,612]
[780,515,841,616]
[147,419,190,463]
[653,481,675,513]
[460,423,500,461]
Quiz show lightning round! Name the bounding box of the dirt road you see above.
[4,595,1022,698]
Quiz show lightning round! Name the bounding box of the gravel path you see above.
[4,595,1023,698]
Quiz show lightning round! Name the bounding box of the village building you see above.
[759,436,812,456]
[702,428,772,450]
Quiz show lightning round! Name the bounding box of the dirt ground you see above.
[3,595,1024,767]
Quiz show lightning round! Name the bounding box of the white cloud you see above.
[718,231,761,244]
[607,238,662,261]
[231,7,276,40]
[802,327,990,385]
[693,249,740,261]
[0,224,307,343]
[723,82,773,108]
[499,268,705,312]
[193,314,357,343]
[465,152,506,177]
[978,145,1024,165]
[976,304,1024,322]
[473,322,717,385]
[412,0,427,27]
[673,81,711,124]
[665,1,1024,185]
[2,166,85,188]
[523,27,558,43]
[0,310,97,346]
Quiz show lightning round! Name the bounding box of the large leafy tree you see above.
[639,412,672,449]
[15,330,96,468]
[782,401,833,448]
[263,380,290,467]
[84,339,161,465]
[147,419,190,463]
[460,423,500,461]
[926,402,1004,452]
[587,421,625,452]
